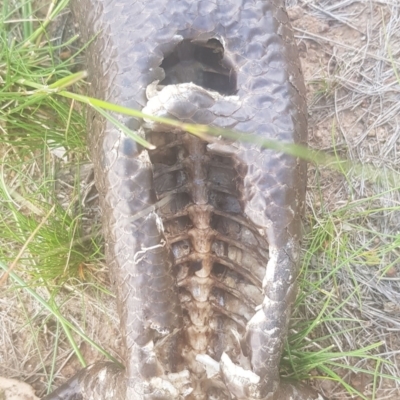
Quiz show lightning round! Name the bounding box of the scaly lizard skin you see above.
[43,1,325,399]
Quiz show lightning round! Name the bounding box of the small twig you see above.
[133,240,166,265]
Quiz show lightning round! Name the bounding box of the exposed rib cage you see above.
[147,129,266,397]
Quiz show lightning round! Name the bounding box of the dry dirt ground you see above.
[289,1,400,398]
[1,0,399,399]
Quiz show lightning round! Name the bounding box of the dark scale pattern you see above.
[43,0,325,399]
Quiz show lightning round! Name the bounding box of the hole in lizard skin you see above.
[171,240,191,259]
[209,153,235,166]
[211,215,241,238]
[154,169,188,193]
[159,193,191,216]
[148,145,178,166]
[190,260,203,272]
[147,132,185,165]
[212,263,226,277]
[160,39,237,95]
[164,216,192,235]
[209,191,242,213]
